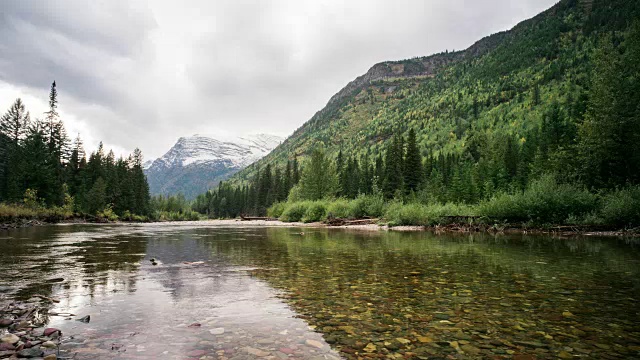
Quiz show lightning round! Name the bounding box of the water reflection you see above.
[0,224,342,359]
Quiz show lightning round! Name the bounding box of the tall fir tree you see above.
[403,128,423,193]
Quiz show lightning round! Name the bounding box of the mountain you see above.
[145,134,282,198]
[228,0,640,185]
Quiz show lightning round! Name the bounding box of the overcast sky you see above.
[0,0,557,160]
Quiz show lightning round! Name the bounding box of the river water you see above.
[0,223,639,359]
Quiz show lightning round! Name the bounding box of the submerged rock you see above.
[246,347,270,357]
[42,328,61,338]
[209,327,224,335]
[16,346,44,357]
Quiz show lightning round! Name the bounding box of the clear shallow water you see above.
[0,224,639,359]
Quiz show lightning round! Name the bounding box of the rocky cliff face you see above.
[145,134,282,198]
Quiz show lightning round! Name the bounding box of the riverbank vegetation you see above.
[194,18,640,230]
[0,82,151,223]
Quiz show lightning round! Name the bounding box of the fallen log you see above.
[239,214,279,221]
[326,218,379,226]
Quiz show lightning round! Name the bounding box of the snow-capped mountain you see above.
[145,134,283,199]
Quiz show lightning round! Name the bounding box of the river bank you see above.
[2,217,638,238]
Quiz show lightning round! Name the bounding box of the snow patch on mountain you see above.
[144,133,283,198]
[149,134,282,169]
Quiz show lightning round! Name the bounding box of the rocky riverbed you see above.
[0,297,63,359]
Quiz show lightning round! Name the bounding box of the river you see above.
[1,223,639,359]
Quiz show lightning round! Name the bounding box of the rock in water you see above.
[17,347,44,357]
[186,349,207,357]
[41,341,56,349]
[305,339,325,349]
[43,328,61,337]
[246,347,271,357]
[76,315,90,323]
[209,327,225,335]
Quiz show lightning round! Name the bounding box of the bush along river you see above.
[0,223,639,359]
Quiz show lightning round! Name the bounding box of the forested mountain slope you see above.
[196,0,640,223]
[234,0,638,183]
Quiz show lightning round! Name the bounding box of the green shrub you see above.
[349,194,386,218]
[600,186,640,228]
[97,205,119,222]
[280,201,311,222]
[326,199,351,219]
[302,201,328,223]
[477,175,598,224]
[384,201,475,226]
[384,202,429,226]
[267,202,287,218]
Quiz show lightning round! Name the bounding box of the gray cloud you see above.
[0,0,557,159]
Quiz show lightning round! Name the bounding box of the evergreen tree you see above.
[0,99,30,201]
[577,26,640,188]
[403,128,423,193]
[299,148,337,200]
[292,156,300,185]
[0,98,30,143]
[131,148,150,215]
[22,123,60,206]
[382,135,404,199]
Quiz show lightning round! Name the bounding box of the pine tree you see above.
[130,148,150,215]
[284,160,292,196]
[299,148,337,200]
[292,156,300,185]
[403,128,423,193]
[578,25,640,188]
[382,135,404,199]
[22,123,60,206]
[0,99,31,201]
[0,98,30,143]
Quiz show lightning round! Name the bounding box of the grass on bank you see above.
[268,177,640,229]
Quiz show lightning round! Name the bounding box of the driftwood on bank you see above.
[239,214,279,221]
[325,218,379,226]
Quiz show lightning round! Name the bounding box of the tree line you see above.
[0,82,150,217]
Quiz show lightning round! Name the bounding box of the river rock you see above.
[43,355,56,360]
[461,344,481,355]
[417,336,433,343]
[1,334,19,344]
[0,319,13,327]
[43,328,60,337]
[16,347,43,357]
[305,339,324,349]
[0,343,15,351]
[278,347,295,354]
[363,343,376,352]
[186,349,207,357]
[41,341,56,349]
[0,350,16,358]
[558,350,573,359]
[246,347,270,357]
[209,327,225,335]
